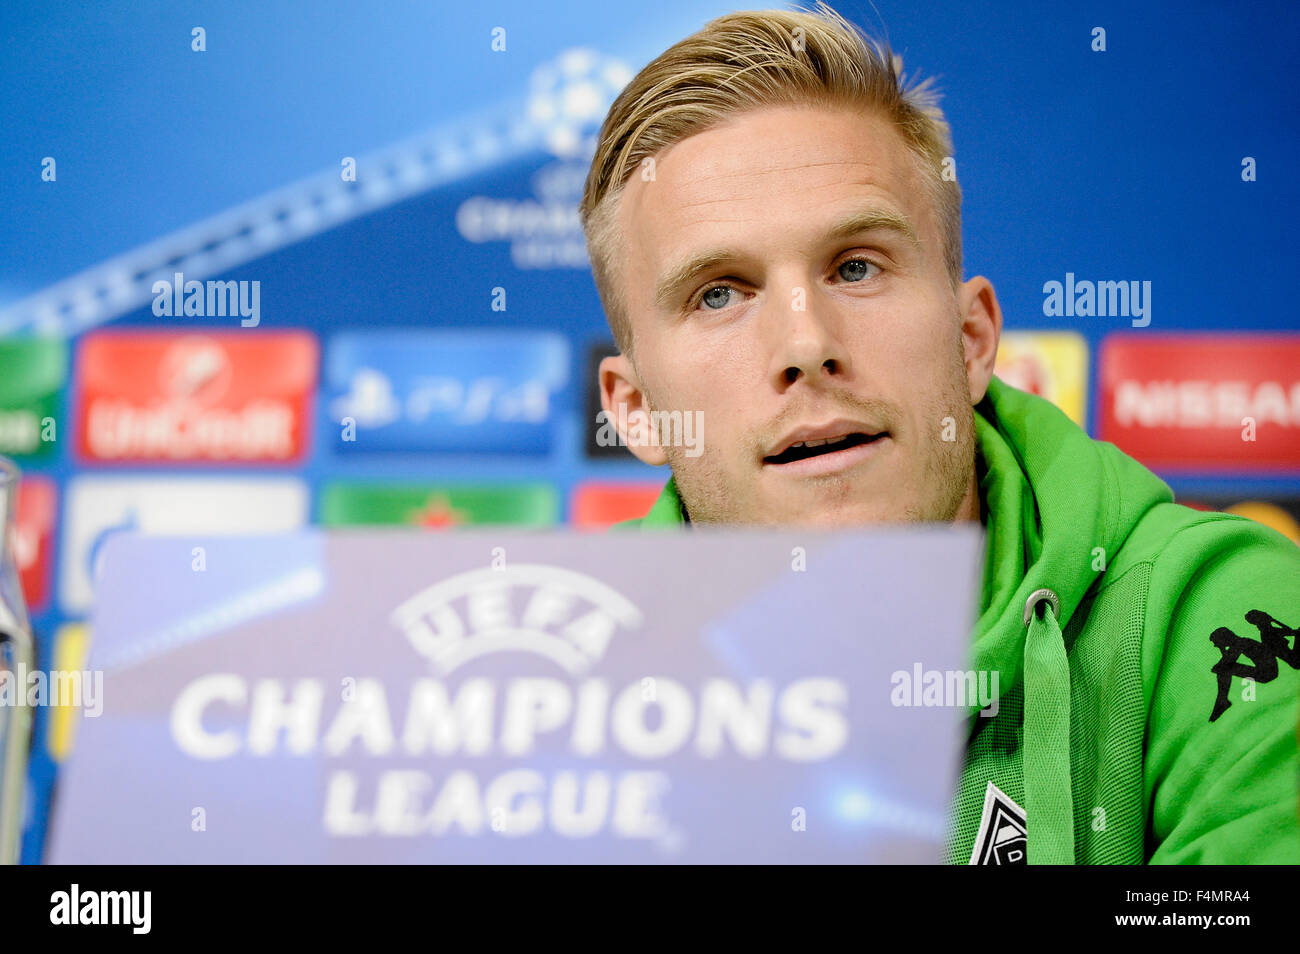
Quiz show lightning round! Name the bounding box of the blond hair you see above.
[579,2,962,356]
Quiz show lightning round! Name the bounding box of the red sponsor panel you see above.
[1099,335,1300,470]
[13,476,56,612]
[571,482,664,527]
[76,331,317,463]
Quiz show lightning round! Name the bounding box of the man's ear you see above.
[599,353,669,467]
[958,276,1003,405]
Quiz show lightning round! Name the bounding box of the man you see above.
[578,3,1300,863]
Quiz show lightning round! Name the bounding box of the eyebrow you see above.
[653,205,922,311]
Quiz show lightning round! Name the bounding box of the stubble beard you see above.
[647,328,978,527]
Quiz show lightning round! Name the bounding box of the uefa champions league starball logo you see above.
[391,564,644,677]
[526,49,633,159]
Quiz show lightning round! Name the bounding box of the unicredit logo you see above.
[76,331,316,463]
[158,336,233,404]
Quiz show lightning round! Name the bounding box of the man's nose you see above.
[765,283,850,389]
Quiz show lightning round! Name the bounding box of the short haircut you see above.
[579,1,963,357]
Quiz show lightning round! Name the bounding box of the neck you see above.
[954,455,986,525]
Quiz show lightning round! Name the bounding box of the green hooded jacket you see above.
[614,375,1300,864]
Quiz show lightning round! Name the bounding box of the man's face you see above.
[601,103,1000,526]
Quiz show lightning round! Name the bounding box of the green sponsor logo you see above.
[0,338,66,459]
[319,483,558,528]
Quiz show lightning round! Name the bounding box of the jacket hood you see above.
[971,374,1173,704]
[972,375,1174,863]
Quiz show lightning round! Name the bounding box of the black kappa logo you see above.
[970,782,1027,865]
[1209,609,1300,722]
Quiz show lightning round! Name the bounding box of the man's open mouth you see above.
[763,432,886,465]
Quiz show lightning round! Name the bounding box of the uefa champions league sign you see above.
[47,528,981,863]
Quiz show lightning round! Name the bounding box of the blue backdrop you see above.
[1,0,1297,863]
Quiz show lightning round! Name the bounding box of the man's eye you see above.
[837,257,881,283]
[692,259,879,310]
[697,284,738,310]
